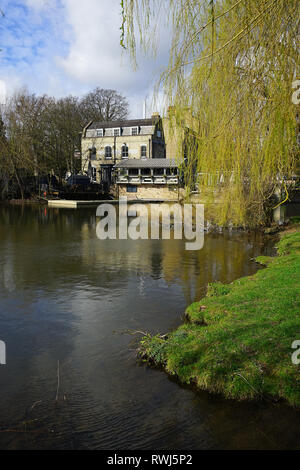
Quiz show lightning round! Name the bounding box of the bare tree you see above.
[45,96,83,178]
[0,86,130,198]
[79,88,129,123]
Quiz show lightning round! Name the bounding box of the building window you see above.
[129,168,139,176]
[127,185,137,193]
[90,147,97,160]
[166,168,178,176]
[114,128,120,136]
[131,127,138,135]
[91,167,97,181]
[141,145,147,158]
[96,129,103,137]
[122,145,129,159]
[105,146,112,159]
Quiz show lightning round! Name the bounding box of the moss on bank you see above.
[139,226,300,406]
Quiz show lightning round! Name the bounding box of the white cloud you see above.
[0,0,171,117]
[57,0,171,116]
[59,1,138,89]
[25,0,47,9]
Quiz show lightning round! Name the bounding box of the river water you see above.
[0,204,299,450]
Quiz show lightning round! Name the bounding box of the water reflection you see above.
[0,204,298,450]
[0,204,273,303]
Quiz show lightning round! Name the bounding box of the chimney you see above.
[151,112,160,121]
[167,106,176,117]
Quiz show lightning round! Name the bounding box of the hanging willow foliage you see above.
[123,0,300,226]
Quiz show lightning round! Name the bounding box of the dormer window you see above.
[131,127,138,136]
[113,128,120,137]
[96,129,103,137]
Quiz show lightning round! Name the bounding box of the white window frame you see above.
[121,145,129,159]
[91,166,97,181]
[96,129,103,137]
[113,128,120,137]
[140,145,147,159]
[105,146,112,160]
[131,127,138,136]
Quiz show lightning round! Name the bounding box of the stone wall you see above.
[163,108,196,162]
[82,135,155,176]
[163,116,183,161]
[117,184,180,201]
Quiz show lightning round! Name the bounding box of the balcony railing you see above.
[116,175,179,185]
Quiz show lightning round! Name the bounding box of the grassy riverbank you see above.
[139,225,300,406]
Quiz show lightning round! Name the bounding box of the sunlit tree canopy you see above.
[123,0,300,226]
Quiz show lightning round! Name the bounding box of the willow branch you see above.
[171,0,278,72]
[179,0,244,56]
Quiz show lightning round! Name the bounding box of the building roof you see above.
[87,117,159,130]
[115,158,179,169]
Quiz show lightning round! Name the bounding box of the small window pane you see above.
[105,146,112,159]
[129,168,139,175]
[127,185,137,193]
[92,167,97,180]
[96,129,103,137]
[114,128,120,136]
[122,145,129,158]
[131,127,138,135]
[141,145,147,158]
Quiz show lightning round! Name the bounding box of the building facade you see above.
[114,159,180,201]
[81,114,166,185]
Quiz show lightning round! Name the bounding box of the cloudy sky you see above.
[0,0,170,117]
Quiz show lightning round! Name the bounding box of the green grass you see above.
[139,227,300,406]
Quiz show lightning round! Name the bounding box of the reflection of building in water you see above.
[115,159,180,201]
[150,250,163,280]
[0,205,271,307]
[81,210,267,304]
[160,233,266,304]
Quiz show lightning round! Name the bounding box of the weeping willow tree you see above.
[123,0,300,226]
